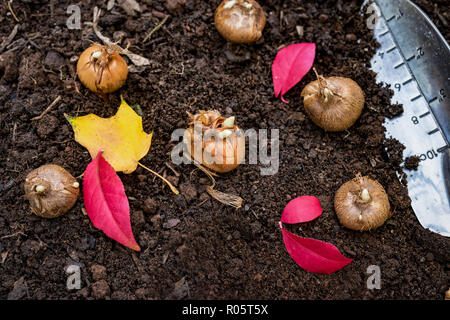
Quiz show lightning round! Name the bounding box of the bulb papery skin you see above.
[77,44,128,94]
[334,175,391,231]
[24,165,79,219]
[183,110,245,173]
[214,0,266,43]
[301,77,365,131]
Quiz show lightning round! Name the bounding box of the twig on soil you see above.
[68,63,82,96]
[131,252,145,273]
[50,0,55,17]
[165,161,180,177]
[76,172,84,179]
[162,251,170,264]
[188,157,243,209]
[143,15,169,42]
[0,24,19,53]
[8,1,20,22]
[11,122,17,143]
[138,162,179,195]
[343,130,351,139]
[1,231,25,239]
[92,7,150,66]
[1,251,8,264]
[31,95,62,121]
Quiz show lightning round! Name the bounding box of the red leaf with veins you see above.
[281,195,323,224]
[83,151,140,251]
[279,222,353,274]
[272,43,316,103]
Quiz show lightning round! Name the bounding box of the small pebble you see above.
[131,210,145,230]
[150,214,161,227]
[345,33,357,42]
[163,218,181,229]
[135,288,147,299]
[91,280,110,299]
[166,175,179,186]
[90,264,107,281]
[179,182,197,203]
[176,244,186,255]
[143,197,159,215]
[318,14,329,22]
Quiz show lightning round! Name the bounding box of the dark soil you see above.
[0,0,449,300]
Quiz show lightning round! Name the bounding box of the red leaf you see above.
[281,196,323,224]
[83,151,140,251]
[279,222,353,274]
[272,43,316,103]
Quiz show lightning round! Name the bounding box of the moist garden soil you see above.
[0,0,449,300]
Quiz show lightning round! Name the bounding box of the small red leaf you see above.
[83,151,140,251]
[281,196,323,224]
[272,43,316,103]
[279,222,353,274]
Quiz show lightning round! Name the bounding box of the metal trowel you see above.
[364,0,450,236]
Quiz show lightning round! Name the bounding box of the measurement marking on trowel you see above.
[395,61,405,69]
[437,145,449,153]
[372,0,450,236]
[379,7,446,147]
[428,128,440,135]
[386,46,397,53]
[386,15,396,22]
[403,78,413,85]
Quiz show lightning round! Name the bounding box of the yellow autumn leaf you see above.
[67,98,152,174]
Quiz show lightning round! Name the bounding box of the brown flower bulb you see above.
[334,174,391,231]
[183,110,245,173]
[24,164,79,218]
[77,44,128,94]
[301,70,365,131]
[214,0,266,43]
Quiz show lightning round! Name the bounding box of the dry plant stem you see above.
[143,15,169,42]
[165,161,180,177]
[31,96,62,121]
[137,162,179,195]
[206,186,243,209]
[8,2,20,22]
[0,24,19,53]
[1,231,25,239]
[312,67,324,92]
[92,7,150,66]
[313,67,333,102]
[191,160,243,209]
